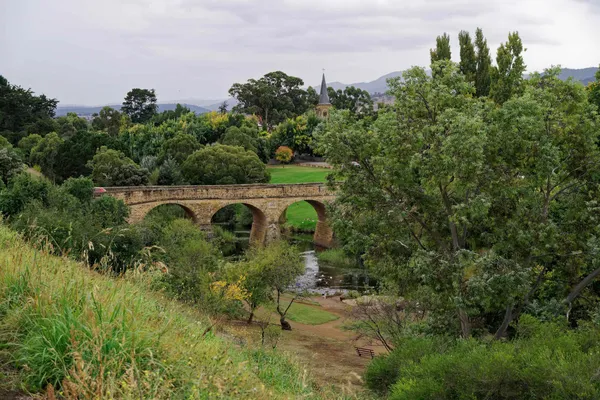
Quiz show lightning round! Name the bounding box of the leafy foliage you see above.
[88,146,149,187]
[121,88,158,123]
[275,146,293,164]
[317,63,600,338]
[229,71,313,129]
[30,132,63,181]
[182,144,269,185]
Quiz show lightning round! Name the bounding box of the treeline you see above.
[316,30,600,398]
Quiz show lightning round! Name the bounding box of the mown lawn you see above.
[268,166,331,231]
[266,301,339,325]
[268,165,331,184]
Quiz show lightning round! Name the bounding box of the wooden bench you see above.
[355,346,375,359]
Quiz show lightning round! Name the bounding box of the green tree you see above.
[221,126,259,153]
[327,86,373,116]
[30,132,64,182]
[17,134,42,163]
[587,65,600,111]
[430,33,452,64]
[218,101,228,114]
[0,173,52,216]
[151,104,191,125]
[54,130,125,182]
[158,133,201,164]
[56,112,89,139]
[181,144,270,185]
[490,32,527,104]
[0,75,58,144]
[157,157,185,185]
[158,219,220,304]
[458,30,477,84]
[475,28,492,97]
[60,177,94,203]
[92,106,127,136]
[235,242,304,329]
[229,71,312,129]
[88,146,149,187]
[271,113,320,155]
[121,88,158,124]
[316,63,600,338]
[0,148,23,184]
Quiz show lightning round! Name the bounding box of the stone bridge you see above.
[98,183,336,247]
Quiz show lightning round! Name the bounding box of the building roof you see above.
[318,73,331,105]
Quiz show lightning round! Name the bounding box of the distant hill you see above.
[56,103,210,117]
[317,67,598,96]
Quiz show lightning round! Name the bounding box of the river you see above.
[230,228,377,295]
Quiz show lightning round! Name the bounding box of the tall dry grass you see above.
[0,225,347,399]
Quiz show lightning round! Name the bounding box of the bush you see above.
[366,316,600,399]
[275,146,293,164]
[182,144,270,185]
[317,248,359,269]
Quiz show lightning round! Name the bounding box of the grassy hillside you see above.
[0,225,342,399]
[268,166,331,231]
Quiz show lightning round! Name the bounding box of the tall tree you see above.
[0,75,58,144]
[430,33,452,64]
[181,144,269,185]
[474,28,492,97]
[121,88,158,124]
[327,86,373,116]
[587,65,600,111]
[316,63,600,339]
[87,146,149,187]
[229,71,312,129]
[490,32,527,104]
[458,31,477,84]
[92,106,127,136]
[30,132,64,182]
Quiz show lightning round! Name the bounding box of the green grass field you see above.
[268,165,331,184]
[268,166,331,231]
[266,301,339,325]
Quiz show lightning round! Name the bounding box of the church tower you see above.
[315,73,332,119]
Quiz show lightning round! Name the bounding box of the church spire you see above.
[318,73,330,105]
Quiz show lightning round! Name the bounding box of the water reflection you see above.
[296,250,377,295]
[219,225,377,294]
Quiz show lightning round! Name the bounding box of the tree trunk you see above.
[280,317,292,331]
[458,309,471,338]
[247,310,254,324]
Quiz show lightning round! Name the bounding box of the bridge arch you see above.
[142,202,198,223]
[278,199,334,248]
[209,202,268,245]
[128,201,199,224]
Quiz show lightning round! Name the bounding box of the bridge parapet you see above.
[99,183,333,205]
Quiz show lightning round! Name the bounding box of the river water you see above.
[231,229,376,294]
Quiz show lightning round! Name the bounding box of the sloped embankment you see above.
[0,225,334,399]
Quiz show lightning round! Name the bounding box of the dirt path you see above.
[223,296,385,395]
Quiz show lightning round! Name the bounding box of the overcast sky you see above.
[1,0,598,106]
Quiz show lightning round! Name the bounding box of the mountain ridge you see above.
[57,67,598,115]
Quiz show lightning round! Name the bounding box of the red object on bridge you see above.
[93,187,106,195]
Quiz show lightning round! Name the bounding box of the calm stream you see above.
[229,228,377,294]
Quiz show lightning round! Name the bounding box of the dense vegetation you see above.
[315,29,600,398]
[0,225,342,399]
[2,25,600,399]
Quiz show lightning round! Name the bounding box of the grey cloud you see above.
[3,0,596,105]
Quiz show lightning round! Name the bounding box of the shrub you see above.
[366,316,600,399]
[275,146,293,164]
